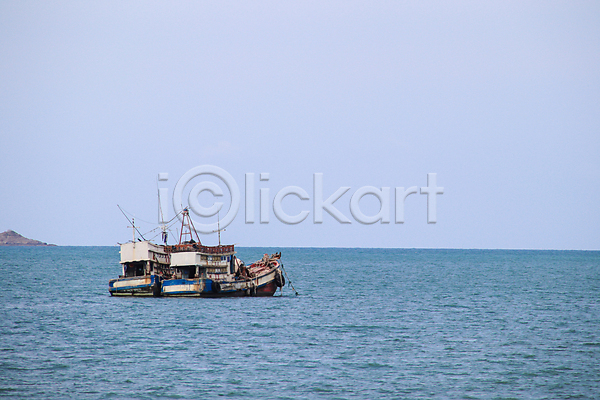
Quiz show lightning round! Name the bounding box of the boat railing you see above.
[168,243,235,254]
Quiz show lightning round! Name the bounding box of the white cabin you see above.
[120,241,169,264]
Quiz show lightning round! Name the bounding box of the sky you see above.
[1,1,599,249]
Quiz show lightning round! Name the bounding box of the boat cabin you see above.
[119,241,170,277]
[169,245,237,279]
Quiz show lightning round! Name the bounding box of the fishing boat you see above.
[108,239,170,296]
[108,208,287,297]
[161,208,285,297]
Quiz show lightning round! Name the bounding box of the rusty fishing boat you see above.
[108,208,285,297]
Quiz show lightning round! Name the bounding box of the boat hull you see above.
[161,278,204,297]
[161,267,281,297]
[203,278,279,298]
[108,275,161,296]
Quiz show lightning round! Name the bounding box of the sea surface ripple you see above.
[1,247,599,399]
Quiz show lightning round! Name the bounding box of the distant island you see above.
[0,230,56,246]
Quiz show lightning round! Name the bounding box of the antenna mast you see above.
[217,213,221,246]
[128,218,136,242]
[117,205,146,241]
[158,186,168,244]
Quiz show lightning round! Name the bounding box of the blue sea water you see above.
[0,247,599,399]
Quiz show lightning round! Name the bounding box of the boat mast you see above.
[128,218,136,242]
[117,204,146,242]
[178,208,201,245]
[217,213,221,246]
[158,187,168,244]
[212,212,225,247]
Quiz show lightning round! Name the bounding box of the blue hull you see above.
[109,275,161,296]
[161,275,279,297]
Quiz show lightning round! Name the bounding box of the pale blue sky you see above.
[1,1,599,249]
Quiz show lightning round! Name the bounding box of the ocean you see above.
[0,247,599,399]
